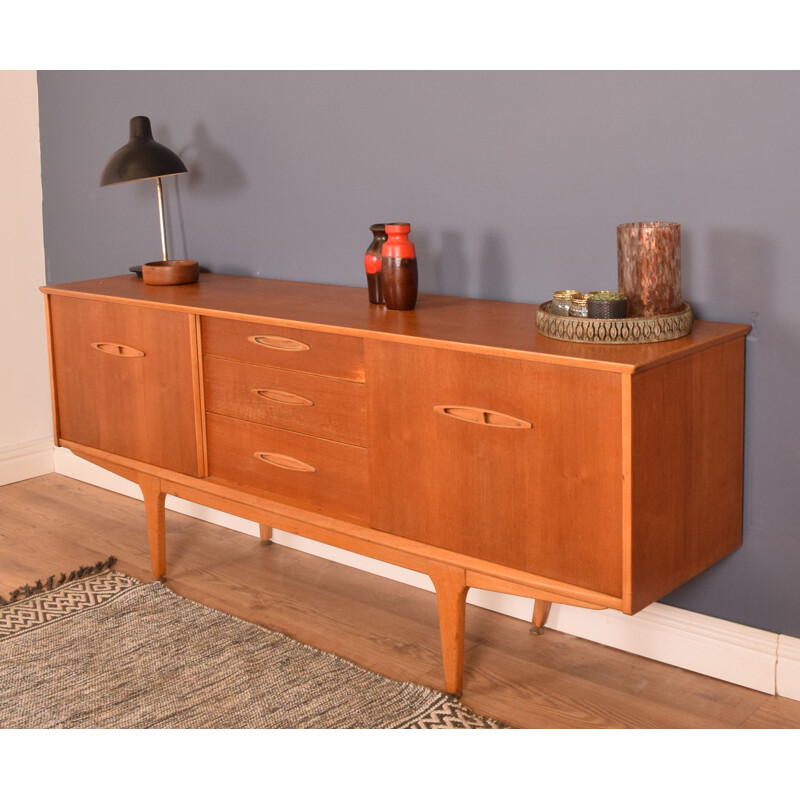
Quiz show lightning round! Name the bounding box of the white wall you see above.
[0,71,54,484]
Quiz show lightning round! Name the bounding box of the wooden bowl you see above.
[142,260,199,286]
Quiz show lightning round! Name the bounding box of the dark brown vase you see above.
[364,224,387,304]
[381,223,418,311]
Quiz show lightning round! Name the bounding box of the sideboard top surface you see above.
[42,274,750,374]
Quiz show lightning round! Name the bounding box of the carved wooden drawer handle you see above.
[251,388,315,407]
[91,342,145,358]
[433,405,532,429]
[248,334,310,352]
[254,451,317,472]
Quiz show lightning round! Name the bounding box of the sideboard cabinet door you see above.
[366,341,624,597]
[48,295,202,476]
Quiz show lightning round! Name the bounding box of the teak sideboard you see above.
[41,274,750,694]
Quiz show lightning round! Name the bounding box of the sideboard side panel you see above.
[628,337,746,612]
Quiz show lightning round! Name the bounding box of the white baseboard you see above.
[53,447,792,698]
[777,635,800,702]
[545,600,778,695]
[0,437,54,487]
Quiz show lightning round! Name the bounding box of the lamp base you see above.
[129,266,143,277]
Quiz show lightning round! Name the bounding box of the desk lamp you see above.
[99,115,187,262]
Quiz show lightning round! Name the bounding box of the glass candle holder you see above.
[617,222,681,317]
[568,294,589,318]
[552,289,580,316]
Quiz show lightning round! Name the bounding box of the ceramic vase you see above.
[381,223,418,311]
[364,224,387,304]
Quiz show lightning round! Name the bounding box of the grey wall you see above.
[37,71,800,636]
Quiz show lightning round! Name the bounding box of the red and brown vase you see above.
[381,222,418,311]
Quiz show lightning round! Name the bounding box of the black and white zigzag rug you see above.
[0,563,505,729]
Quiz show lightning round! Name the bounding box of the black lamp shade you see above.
[99,116,187,186]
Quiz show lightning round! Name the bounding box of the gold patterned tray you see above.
[536,302,693,344]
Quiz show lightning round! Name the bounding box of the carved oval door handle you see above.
[251,388,315,407]
[254,451,317,472]
[248,334,310,352]
[91,342,145,358]
[433,405,532,429]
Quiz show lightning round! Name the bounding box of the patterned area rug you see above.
[0,566,504,729]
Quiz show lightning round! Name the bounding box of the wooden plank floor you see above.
[2,473,799,729]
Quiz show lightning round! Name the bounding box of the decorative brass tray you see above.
[536,302,693,344]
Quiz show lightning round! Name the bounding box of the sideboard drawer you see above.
[203,356,367,446]
[206,412,368,522]
[201,316,364,381]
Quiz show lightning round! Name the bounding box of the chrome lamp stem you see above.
[156,176,169,261]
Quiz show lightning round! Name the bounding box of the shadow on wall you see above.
[662,227,800,632]
[479,232,512,301]
[702,229,774,326]
[424,230,467,296]
[419,230,513,301]
[158,122,248,265]
[182,122,247,195]
[701,228,778,535]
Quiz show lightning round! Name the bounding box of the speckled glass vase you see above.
[617,222,681,317]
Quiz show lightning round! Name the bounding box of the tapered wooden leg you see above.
[530,599,552,635]
[139,474,166,581]
[259,523,274,546]
[429,564,468,696]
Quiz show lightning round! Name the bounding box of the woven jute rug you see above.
[0,563,504,729]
